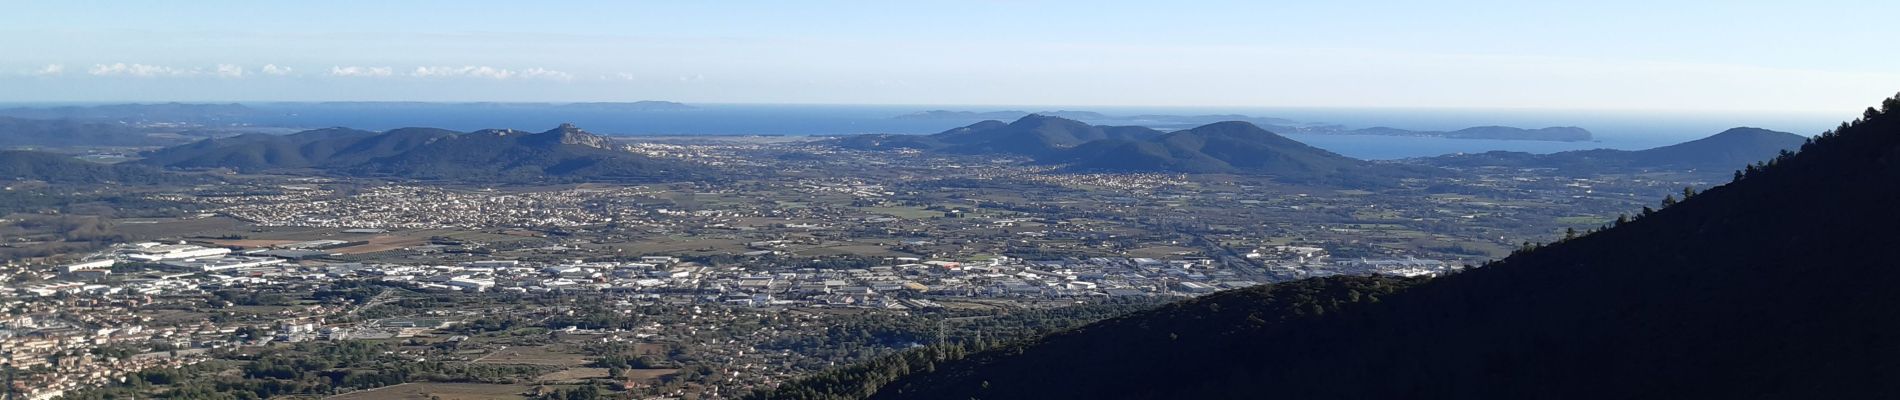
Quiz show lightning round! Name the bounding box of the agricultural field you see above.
[325,383,533,400]
[472,344,592,367]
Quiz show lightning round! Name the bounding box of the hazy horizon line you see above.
[0,100,1857,118]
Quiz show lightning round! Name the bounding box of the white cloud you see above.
[214,64,245,78]
[520,67,573,81]
[28,64,63,76]
[261,64,292,76]
[88,63,189,77]
[409,66,574,81]
[329,66,393,77]
[412,66,512,79]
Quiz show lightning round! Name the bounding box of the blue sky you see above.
[3,1,1896,112]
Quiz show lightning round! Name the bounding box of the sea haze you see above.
[240,103,1841,160]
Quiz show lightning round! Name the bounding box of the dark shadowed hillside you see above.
[829,115,1162,157]
[759,96,1900,399]
[140,123,702,183]
[890,110,1589,141]
[136,127,401,170]
[1627,127,1808,165]
[936,114,1164,156]
[0,150,203,185]
[1421,127,1807,174]
[832,117,1437,183]
[351,123,700,182]
[1055,121,1365,173]
[1052,121,1441,183]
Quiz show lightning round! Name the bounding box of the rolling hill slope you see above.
[0,150,203,185]
[140,124,701,182]
[136,127,397,170]
[831,115,1163,157]
[1421,127,1808,173]
[763,97,1900,399]
[350,124,699,181]
[833,116,1438,183]
[1052,121,1441,183]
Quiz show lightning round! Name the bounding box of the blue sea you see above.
[243,103,1845,160]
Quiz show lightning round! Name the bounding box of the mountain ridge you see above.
[1420,127,1807,173]
[1050,120,1442,183]
[139,124,701,183]
[830,115,1164,157]
[762,95,1900,399]
[0,150,203,185]
[891,110,1590,141]
[833,115,1437,183]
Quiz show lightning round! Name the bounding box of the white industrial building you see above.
[446,277,495,292]
[61,259,116,272]
[162,256,285,272]
[122,243,231,262]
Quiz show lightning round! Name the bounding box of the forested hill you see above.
[831,117,1441,184]
[759,95,1900,399]
[1048,121,1443,183]
[139,124,705,183]
[1627,126,1809,166]
[348,123,701,182]
[0,150,204,185]
[1420,127,1808,174]
[828,114,1164,157]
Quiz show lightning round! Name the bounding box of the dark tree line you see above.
[62,342,553,400]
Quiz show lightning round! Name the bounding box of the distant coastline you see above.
[0,102,1831,159]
